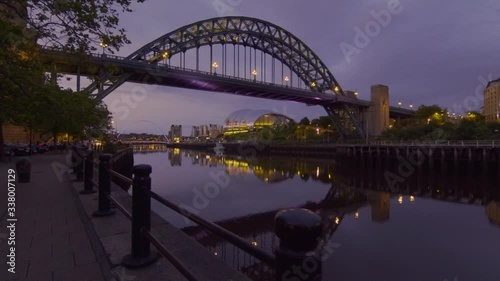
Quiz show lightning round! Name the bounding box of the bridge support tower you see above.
[364,84,390,137]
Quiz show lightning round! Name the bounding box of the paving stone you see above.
[74,249,96,266]
[28,253,75,274]
[25,270,53,281]
[53,263,104,281]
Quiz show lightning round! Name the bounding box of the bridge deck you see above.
[41,48,414,117]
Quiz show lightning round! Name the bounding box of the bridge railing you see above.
[362,140,499,147]
[41,46,352,97]
[80,151,325,281]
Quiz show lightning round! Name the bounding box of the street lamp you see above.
[354,91,359,97]
[252,69,257,81]
[311,81,317,88]
[334,86,339,93]
[409,104,413,110]
[398,101,402,108]
[284,76,289,87]
[212,62,219,74]
[99,41,108,55]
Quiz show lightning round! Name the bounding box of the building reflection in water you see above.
[168,148,182,166]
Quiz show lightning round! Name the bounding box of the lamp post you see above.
[284,76,289,87]
[99,42,108,55]
[409,104,413,110]
[252,69,257,82]
[212,62,219,75]
[398,101,402,108]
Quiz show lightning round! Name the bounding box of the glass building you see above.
[224,109,293,135]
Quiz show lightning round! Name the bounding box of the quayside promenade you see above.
[0,154,250,281]
[0,154,112,281]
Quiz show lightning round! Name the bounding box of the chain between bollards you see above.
[122,164,158,268]
[93,154,115,217]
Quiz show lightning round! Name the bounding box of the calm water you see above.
[133,146,500,281]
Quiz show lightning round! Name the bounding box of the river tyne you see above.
[132,145,499,281]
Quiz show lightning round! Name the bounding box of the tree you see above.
[299,117,310,126]
[26,86,111,144]
[415,105,444,120]
[0,0,145,159]
[318,116,333,129]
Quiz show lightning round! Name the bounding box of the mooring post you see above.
[93,154,115,217]
[274,208,323,281]
[122,164,158,268]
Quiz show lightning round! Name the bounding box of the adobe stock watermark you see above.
[280,240,341,281]
[213,0,243,16]
[178,170,231,226]
[108,85,150,121]
[449,73,498,115]
[340,0,404,64]
[384,136,444,191]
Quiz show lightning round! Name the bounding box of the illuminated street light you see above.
[311,81,317,88]
[162,51,170,59]
[398,101,402,108]
[354,91,359,97]
[99,41,108,55]
[284,76,289,87]
[409,104,413,110]
[398,195,403,204]
[334,86,339,93]
[212,62,219,74]
[355,211,359,219]
[252,69,257,81]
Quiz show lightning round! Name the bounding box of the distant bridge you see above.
[41,16,415,139]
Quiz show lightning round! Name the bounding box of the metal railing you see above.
[269,139,499,148]
[78,151,325,281]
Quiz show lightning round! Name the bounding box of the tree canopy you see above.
[0,0,146,158]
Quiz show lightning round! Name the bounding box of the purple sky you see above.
[74,0,500,135]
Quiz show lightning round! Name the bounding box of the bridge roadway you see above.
[41,48,414,118]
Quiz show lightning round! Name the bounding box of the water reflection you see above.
[133,146,500,281]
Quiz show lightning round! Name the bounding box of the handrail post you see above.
[122,164,158,268]
[93,154,115,217]
[81,149,96,194]
[274,209,323,281]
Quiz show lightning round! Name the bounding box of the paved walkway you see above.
[0,154,112,281]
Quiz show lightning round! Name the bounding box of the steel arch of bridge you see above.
[128,16,343,93]
[88,16,364,138]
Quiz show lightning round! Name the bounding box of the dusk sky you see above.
[75,0,500,135]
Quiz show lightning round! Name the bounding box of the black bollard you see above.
[71,147,77,174]
[81,150,96,194]
[16,158,32,183]
[122,164,158,268]
[274,209,323,281]
[76,149,84,181]
[93,154,115,217]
